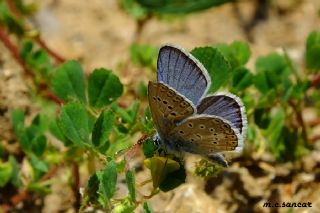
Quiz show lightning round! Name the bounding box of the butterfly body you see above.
[148,45,247,166]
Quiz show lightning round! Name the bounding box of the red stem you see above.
[311,74,320,87]
[35,36,65,64]
[72,163,81,210]
[0,25,32,76]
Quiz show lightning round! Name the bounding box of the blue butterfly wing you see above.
[197,93,247,135]
[157,45,210,106]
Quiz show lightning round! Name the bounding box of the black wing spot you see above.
[153,96,156,100]
[213,141,218,144]
[224,124,229,128]
[163,100,168,104]
[170,112,177,116]
[199,125,205,129]
[157,97,161,101]
[168,105,173,110]
[196,134,201,139]
[179,130,184,134]
[210,128,214,132]
[191,139,194,142]
[188,123,193,128]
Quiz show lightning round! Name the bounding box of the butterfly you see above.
[148,45,247,167]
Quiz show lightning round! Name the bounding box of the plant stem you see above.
[288,100,309,145]
[0,25,32,76]
[72,163,81,210]
[34,35,65,64]
[311,74,320,87]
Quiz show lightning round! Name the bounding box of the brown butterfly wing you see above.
[168,115,242,155]
[148,81,195,138]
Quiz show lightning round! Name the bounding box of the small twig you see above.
[72,163,81,210]
[310,135,320,143]
[288,100,309,144]
[311,74,320,88]
[4,0,66,65]
[134,14,152,43]
[0,25,32,76]
[34,36,65,64]
[5,0,21,18]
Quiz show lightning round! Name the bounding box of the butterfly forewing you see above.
[168,115,242,155]
[157,45,210,105]
[148,81,195,139]
[197,93,247,135]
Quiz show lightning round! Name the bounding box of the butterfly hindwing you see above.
[157,45,211,105]
[148,81,195,138]
[197,93,247,136]
[168,115,242,155]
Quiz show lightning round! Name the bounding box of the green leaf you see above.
[113,197,136,213]
[49,119,69,145]
[0,161,13,187]
[142,138,156,158]
[137,0,233,14]
[9,156,21,187]
[120,0,148,20]
[256,90,276,109]
[265,108,285,159]
[144,156,181,189]
[88,68,123,108]
[130,43,157,69]
[254,108,270,129]
[306,31,320,71]
[191,47,231,92]
[114,101,140,126]
[125,170,136,201]
[256,53,287,74]
[31,135,47,157]
[57,103,90,146]
[142,106,154,134]
[254,71,270,94]
[216,41,251,68]
[52,61,86,103]
[20,40,33,61]
[30,154,48,173]
[143,202,153,213]
[232,67,253,91]
[11,109,25,134]
[137,81,148,98]
[86,173,100,204]
[159,163,186,192]
[92,110,115,149]
[100,160,117,199]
